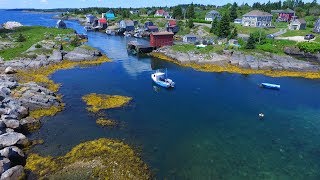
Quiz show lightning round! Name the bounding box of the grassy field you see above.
[280,27,315,36]
[234,24,282,35]
[0,26,74,60]
[255,39,297,55]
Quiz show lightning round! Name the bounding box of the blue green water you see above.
[2,10,320,179]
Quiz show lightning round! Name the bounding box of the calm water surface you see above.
[1,10,320,179]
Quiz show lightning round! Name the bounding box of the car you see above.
[266,34,275,39]
[304,34,315,40]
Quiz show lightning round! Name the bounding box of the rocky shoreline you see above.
[0,44,105,178]
[153,46,320,72]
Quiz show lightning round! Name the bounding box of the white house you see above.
[242,10,273,27]
[205,10,221,21]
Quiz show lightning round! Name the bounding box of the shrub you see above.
[16,33,26,42]
[70,36,81,47]
[35,44,42,48]
[297,42,320,53]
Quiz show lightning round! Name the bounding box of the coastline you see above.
[0,27,151,178]
[151,47,320,79]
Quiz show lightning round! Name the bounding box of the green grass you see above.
[255,39,297,55]
[280,27,316,37]
[234,24,281,35]
[172,44,224,54]
[0,26,74,60]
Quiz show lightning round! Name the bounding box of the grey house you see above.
[183,34,197,43]
[205,10,221,21]
[242,10,272,27]
[119,20,135,32]
[86,14,96,24]
[313,18,320,33]
[289,18,306,30]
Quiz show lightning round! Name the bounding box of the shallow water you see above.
[2,10,320,179]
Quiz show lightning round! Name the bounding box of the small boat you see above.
[134,33,142,38]
[260,83,280,90]
[151,69,175,88]
[84,26,93,32]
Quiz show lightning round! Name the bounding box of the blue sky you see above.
[0,0,314,9]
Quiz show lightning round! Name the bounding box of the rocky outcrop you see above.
[64,46,100,61]
[284,46,320,63]
[154,46,320,72]
[0,73,62,177]
[4,67,16,75]
[0,165,24,180]
[0,132,28,149]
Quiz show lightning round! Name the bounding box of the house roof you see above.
[147,25,158,30]
[123,20,134,26]
[271,8,295,14]
[151,32,174,36]
[98,18,107,24]
[156,9,165,15]
[168,20,176,26]
[86,14,95,18]
[243,10,272,17]
[207,10,220,15]
[184,34,197,38]
[297,18,306,24]
[315,18,320,26]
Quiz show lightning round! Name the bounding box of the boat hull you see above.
[261,83,280,90]
[151,74,174,88]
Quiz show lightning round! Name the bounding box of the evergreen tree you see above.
[246,34,256,49]
[230,27,238,39]
[217,13,231,38]
[186,3,195,19]
[210,17,219,35]
[230,2,238,21]
[187,18,194,28]
[173,6,183,19]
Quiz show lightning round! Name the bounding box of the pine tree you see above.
[186,18,194,28]
[210,17,218,35]
[186,3,195,19]
[230,27,238,39]
[230,2,238,21]
[173,6,183,19]
[246,34,256,49]
[217,13,231,38]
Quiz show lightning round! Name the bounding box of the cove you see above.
[3,10,320,179]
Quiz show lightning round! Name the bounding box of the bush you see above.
[70,36,81,47]
[297,42,320,53]
[35,44,42,48]
[192,19,212,24]
[16,33,26,42]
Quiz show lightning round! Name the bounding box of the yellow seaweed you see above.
[82,93,132,113]
[96,118,117,126]
[150,52,320,79]
[29,105,64,119]
[25,138,151,179]
[16,56,111,92]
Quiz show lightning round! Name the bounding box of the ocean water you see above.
[1,10,320,179]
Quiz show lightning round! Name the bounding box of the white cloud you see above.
[40,0,48,4]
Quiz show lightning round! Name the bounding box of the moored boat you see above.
[260,83,280,90]
[151,70,175,88]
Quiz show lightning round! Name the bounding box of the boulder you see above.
[0,165,24,180]
[2,119,20,130]
[20,117,40,132]
[0,146,25,166]
[0,132,28,148]
[4,67,16,74]
[0,157,11,174]
[48,50,63,62]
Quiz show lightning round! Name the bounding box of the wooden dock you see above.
[127,41,154,54]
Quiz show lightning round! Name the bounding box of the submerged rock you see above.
[20,117,41,132]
